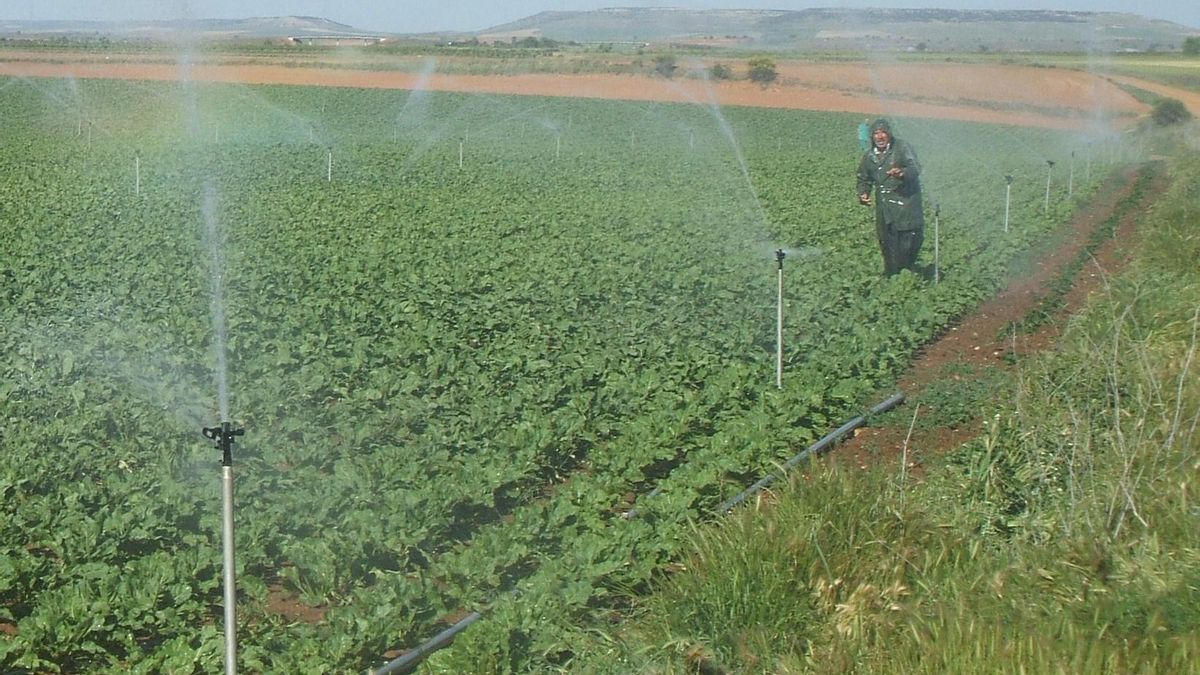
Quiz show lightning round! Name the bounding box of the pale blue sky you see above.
[6,1,1198,33]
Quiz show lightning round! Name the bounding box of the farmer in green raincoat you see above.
[856,118,925,276]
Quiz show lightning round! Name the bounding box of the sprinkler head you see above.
[775,248,786,269]
[1005,174,1014,184]
[202,422,245,467]
[1047,160,1056,167]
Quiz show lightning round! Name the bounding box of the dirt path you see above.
[835,162,1166,471]
[1104,74,1200,116]
[0,53,1152,130]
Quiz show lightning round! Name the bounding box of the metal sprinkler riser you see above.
[775,248,786,390]
[201,420,244,674]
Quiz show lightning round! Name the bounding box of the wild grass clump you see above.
[569,464,946,673]
[567,152,1200,673]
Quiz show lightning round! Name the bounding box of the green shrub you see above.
[747,56,777,85]
[1151,97,1193,126]
[708,62,733,80]
[652,54,677,79]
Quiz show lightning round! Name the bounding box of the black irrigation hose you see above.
[363,391,905,673]
[622,391,907,519]
[621,485,663,520]
[714,391,906,514]
[368,611,483,675]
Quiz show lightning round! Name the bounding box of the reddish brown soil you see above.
[836,163,1167,472]
[0,52,1171,130]
[265,582,328,625]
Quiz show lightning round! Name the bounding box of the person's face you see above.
[872,129,891,149]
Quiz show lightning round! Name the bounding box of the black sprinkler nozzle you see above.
[202,422,245,467]
[1005,174,1014,184]
[775,248,786,269]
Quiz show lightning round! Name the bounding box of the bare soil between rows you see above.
[834,162,1166,472]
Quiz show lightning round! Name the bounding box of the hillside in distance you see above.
[0,15,371,40]
[1,9,1195,53]
[480,7,1198,53]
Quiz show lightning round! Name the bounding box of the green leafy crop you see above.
[0,75,1107,672]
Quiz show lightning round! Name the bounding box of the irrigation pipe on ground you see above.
[364,391,905,673]
[368,611,483,675]
[714,391,906,514]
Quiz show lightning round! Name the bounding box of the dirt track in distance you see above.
[0,52,1169,130]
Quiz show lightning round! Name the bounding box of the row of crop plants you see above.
[0,76,1120,672]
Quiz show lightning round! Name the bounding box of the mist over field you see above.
[1,14,1197,671]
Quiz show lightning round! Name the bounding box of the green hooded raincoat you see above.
[856,118,925,275]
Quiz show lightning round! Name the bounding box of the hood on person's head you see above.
[870,118,892,136]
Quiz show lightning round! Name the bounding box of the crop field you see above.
[0,75,1121,671]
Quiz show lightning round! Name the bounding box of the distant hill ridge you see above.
[0,15,367,38]
[481,7,1196,52]
[487,7,1174,29]
[0,8,1194,52]
[496,7,1116,26]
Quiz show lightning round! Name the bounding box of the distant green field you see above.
[0,75,1124,671]
[1103,62,1200,93]
[1012,54,1200,93]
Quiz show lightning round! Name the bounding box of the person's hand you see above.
[886,167,904,178]
[859,193,871,205]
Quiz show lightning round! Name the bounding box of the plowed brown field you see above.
[0,51,1179,130]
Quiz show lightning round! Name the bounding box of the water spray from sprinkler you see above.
[201,421,244,675]
[775,248,785,390]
